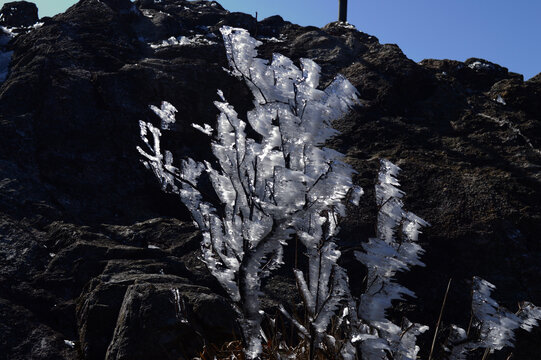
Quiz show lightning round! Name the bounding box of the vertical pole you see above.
[339,0,348,22]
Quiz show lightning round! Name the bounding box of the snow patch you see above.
[150,34,216,49]
[468,60,494,71]
[141,9,154,18]
[337,21,356,30]
[257,36,284,43]
[495,95,506,105]
[1,21,44,46]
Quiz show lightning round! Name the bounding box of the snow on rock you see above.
[495,94,506,105]
[1,21,44,48]
[337,21,356,30]
[468,60,494,71]
[149,34,216,49]
[256,36,285,43]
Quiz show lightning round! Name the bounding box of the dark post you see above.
[339,0,348,22]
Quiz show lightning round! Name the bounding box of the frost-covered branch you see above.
[352,159,429,360]
[138,26,359,359]
[446,277,541,360]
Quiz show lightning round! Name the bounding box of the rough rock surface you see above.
[0,1,39,28]
[0,0,540,359]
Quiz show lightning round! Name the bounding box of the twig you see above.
[428,278,452,360]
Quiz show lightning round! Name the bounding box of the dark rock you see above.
[217,12,256,34]
[0,298,77,360]
[0,1,38,28]
[77,272,236,360]
[420,57,523,92]
[99,0,136,13]
[132,9,182,43]
[0,0,540,359]
[105,282,236,360]
[489,77,541,116]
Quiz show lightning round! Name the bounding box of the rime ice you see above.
[138,26,360,359]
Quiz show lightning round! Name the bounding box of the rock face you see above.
[0,1,39,27]
[0,0,540,359]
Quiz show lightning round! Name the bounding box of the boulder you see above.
[105,282,236,360]
[0,1,38,27]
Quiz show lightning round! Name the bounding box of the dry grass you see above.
[196,338,338,360]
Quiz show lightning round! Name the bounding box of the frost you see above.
[337,21,356,29]
[63,340,75,348]
[257,36,285,43]
[139,26,359,359]
[1,21,44,48]
[447,277,541,359]
[191,123,213,136]
[349,185,363,206]
[141,9,154,18]
[495,94,506,105]
[1,22,43,43]
[147,244,160,249]
[150,34,216,48]
[468,60,494,71]
[150,101,177,130]
[352,159,428,360]
[471,278,521,350]
[136,23,541,360]
[171,288,189,323]
[150,36,191,48]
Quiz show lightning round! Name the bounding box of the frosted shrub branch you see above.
[138,26,359,359]
[137,26,541,360]
[349,159,429,360]
[446,277,541,359]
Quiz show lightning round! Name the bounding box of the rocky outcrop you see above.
[0,0,540,359]
[0,1,38,28]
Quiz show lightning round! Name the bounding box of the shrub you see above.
[138,26,541,360]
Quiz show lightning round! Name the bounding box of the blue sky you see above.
[3,0,540,79]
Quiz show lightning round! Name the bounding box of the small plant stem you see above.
[467,278,474,337]
[428,278,452,360]
[481,348,491,360]
[295,235,298,269]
